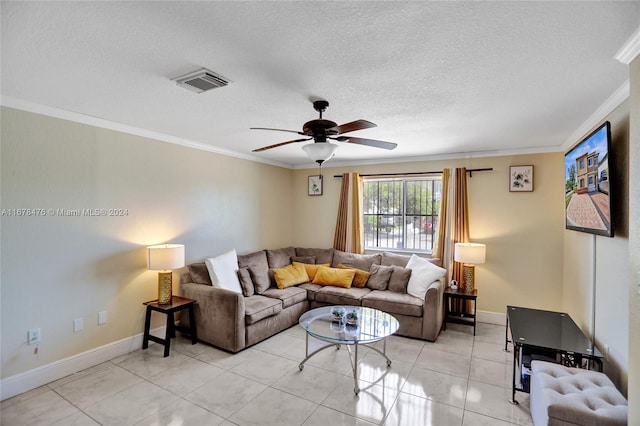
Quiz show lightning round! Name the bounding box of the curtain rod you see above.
[332,168,493,178]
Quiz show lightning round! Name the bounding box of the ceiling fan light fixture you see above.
[302,142,338,165]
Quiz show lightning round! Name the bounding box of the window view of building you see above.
[362,178,441,253]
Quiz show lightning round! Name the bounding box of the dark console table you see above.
[505,305,603,404]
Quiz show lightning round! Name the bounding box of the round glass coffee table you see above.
[298,305,399,394]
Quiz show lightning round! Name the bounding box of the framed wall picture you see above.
[510,165,534,192]
[308,175,323,196]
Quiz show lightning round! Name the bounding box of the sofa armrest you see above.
[180,282,246,352]
[421,277,445,341]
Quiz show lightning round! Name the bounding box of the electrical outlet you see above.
[98,311,107,325]
[73,318,84,332]
[28,328,41,346]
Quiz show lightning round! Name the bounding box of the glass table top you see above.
[299,306,399,345]
[507,305,602,358]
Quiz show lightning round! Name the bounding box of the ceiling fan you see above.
[251,100,397,165]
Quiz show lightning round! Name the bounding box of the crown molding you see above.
[615,25,640,64]
[561,80,630,151]
[0,96,291,169]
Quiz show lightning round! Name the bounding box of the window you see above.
[362,177,441,253]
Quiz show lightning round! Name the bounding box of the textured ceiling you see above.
[2,1,639,168]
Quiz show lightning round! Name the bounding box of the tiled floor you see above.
[0,322,533,426]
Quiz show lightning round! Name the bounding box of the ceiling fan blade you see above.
[250,127,306,136]
[329,119,377,135]
[252,138,312,152]
[334,136,397,150]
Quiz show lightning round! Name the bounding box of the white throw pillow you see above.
[406,254,447,300]
[204,249,243,294]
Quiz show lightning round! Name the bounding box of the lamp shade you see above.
[302,142,338,164]
[454,242,486,264]
[147,244,185,270]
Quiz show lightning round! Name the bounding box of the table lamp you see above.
[147,243,185,304]
[454,242,486,291]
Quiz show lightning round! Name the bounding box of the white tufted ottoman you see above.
[530,361,628,426]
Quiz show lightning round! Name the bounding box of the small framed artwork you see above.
[510,165,534,192]
[308,175,323,196]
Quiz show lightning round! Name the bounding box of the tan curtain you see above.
[433,168,470,286]
[333,173,364,253]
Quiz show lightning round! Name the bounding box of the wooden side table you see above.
[142,295,197,357]
[443,287,478,335]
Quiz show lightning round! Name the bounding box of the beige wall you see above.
[562,101,630,393]
[292,152,566,315]
[0,107,293,378]
[628,55,640,425]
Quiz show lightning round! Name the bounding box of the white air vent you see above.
[174,68,230,93]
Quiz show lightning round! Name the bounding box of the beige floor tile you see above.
[0,385,50,409]
[273,364,344,403]
[472,341,512,364]
[0,389,79,426]
[54,364,142,409]
[47,361,114,389]
[303,405,378,426]
[462,410,514,425]
[465,380,533,426]
[470,357,513,388]
[369,335,425,364]
[384,392,464,426]
[252,332,308,362]
[135,398,227,426]
[346,353,413,391]
[321,377,399,424]
[283,324,308,340]
[229,387,318,426]
[148,357,225,396]
[415,346,471,378]
[115,344,191,379]
[474,323,508,346]
[303,343,359,375]
[425,331,474,357]
[185,371,267,418]
[230,350,299,385]
[51,411,101,425]
[170,334,211,357]
[84,381,178,426]
[401,367,468,408]
[195,346,259,370]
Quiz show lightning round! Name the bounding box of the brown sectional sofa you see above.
[178,247,445,353]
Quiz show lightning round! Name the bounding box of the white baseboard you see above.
[477,310,506,326]
[0,327,165,401]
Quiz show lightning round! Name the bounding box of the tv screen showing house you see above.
[564,121,613,237]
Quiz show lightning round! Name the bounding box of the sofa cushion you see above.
[367,264,394,290]
[312,266,355,288]
[188,262,212,285]
[336,264,370,288]
[291,256,315,264]
[262,287,308,309]
[237,267,255,297]
[331,250,382,271]
[361,290,423,317]
[298,283,323,301]
[315,286,371,306]
[296,247,334,265]
[244,295,282,325]
[237,250,270,294]
[406,254,447,300]
[294,262,329,282]
[381,252,411,268]
[266,247,296,268]
[205,249,242,294]
[273,263,309,289]
[388,266,412,293]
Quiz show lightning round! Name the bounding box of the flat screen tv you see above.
[564,121,613,237]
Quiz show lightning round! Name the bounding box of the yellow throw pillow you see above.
[273,263,310,289]
[337,264,370,288]
[294,262,330,282]
[312,266,355,288]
